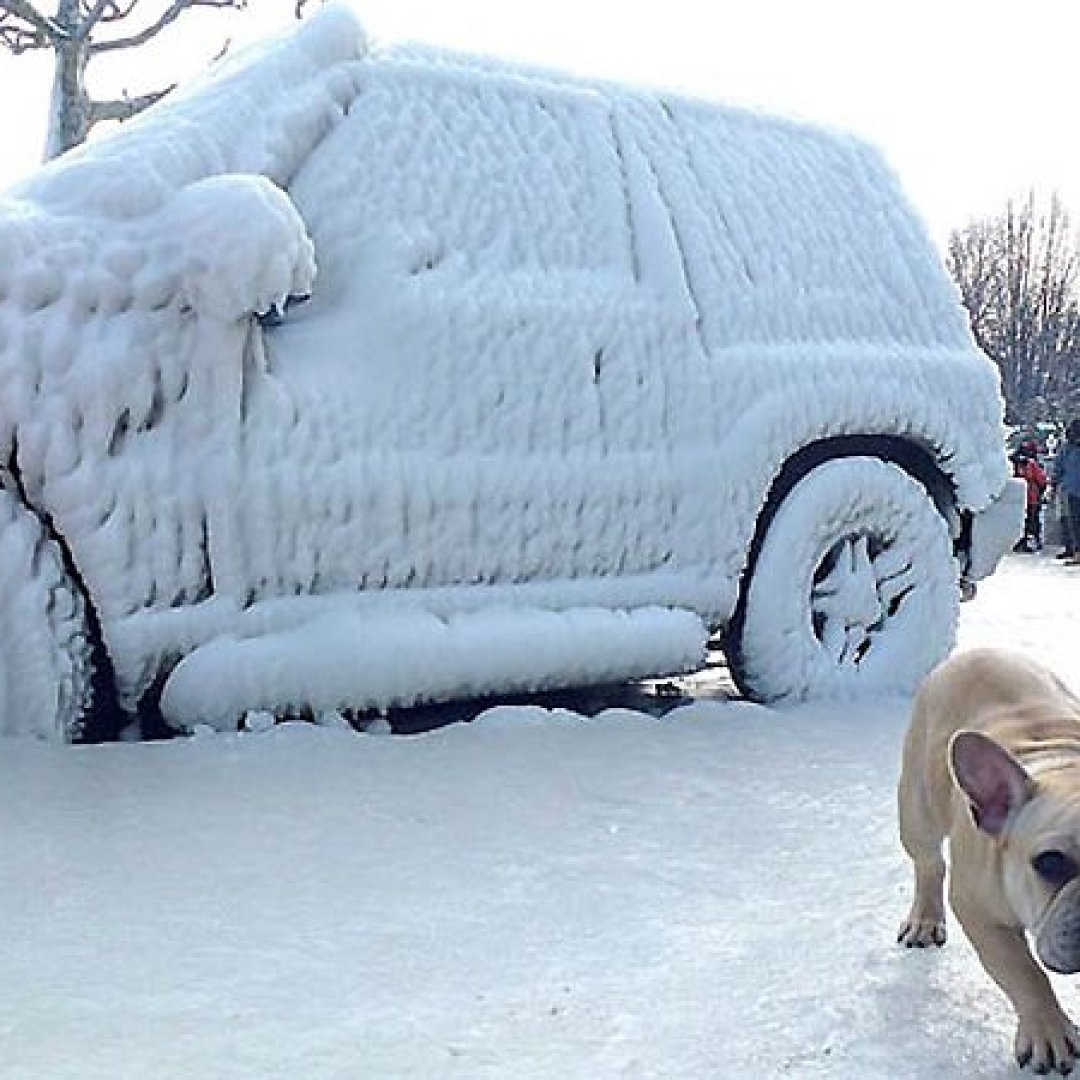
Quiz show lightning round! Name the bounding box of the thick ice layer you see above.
[0,489,92,737]
[0,6,1014,730]
[159,605,707,729]
[0,7,368,724]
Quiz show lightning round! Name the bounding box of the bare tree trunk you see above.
[44,0,91,157]
[1,0,250,161]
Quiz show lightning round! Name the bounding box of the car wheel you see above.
[727,457,958,702]
[0,488,96,740]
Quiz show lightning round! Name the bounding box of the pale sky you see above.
[1,0,1079,242]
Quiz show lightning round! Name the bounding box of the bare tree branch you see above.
[89,83,174,122]
[0,17,40,51]
[5,0,248,157]
[208,34,229,62]
[0,0,71,50]
[78,0,138,37]
[90,0,244,53]
[99,1,140,20]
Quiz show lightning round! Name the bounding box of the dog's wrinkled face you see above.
[950,731,1080,971]
[1001,792,1080,973]
[1036,877,1080,973]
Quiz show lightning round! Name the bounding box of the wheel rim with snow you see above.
[728,457,958,702]
[0,488,95,740]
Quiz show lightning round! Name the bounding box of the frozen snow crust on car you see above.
[161,606,708,730]
[0,8,366,729]
[0,5,1013,735]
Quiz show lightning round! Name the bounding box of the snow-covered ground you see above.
[2,552,1077,1080]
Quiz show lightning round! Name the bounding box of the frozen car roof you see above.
[5,1,965,354]
[295,40,967,353]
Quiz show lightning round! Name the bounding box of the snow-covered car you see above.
[0,6,1022,740]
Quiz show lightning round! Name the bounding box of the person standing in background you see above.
[1050,420,1080,564]
[1011,440,1048,552]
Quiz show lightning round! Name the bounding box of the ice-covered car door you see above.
[235,59,699,604]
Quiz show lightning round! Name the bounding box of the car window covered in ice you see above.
[289,61,635,292]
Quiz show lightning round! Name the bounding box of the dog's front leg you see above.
[953,889,1079,1074]
[897,758,949,946]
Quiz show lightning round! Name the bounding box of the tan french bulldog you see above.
[898,647,1080,1075]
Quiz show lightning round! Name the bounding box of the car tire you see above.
[0,488,96,740]
[727,457,958,702]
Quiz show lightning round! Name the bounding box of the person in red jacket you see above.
[1011,440,1049,552]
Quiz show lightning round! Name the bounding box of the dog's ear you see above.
[949,730,1034,836]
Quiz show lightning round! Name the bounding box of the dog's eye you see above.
[1031,850,1079,886]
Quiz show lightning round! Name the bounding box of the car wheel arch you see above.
[722,434,960,699]
[1,439,124,741]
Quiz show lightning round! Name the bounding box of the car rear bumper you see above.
[966,477,1026,581]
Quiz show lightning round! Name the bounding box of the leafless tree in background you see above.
[948,192,1080,426]
[0,0,249,159]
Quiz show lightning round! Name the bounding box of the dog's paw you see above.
[1015,1011,1080,1074]
[896,915,947,948]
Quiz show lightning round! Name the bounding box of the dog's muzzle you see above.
[1036,879,1080,974]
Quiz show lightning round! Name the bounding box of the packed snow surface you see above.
[2,553,1077,1080]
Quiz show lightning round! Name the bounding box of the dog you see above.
[898,647,1080,1074]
